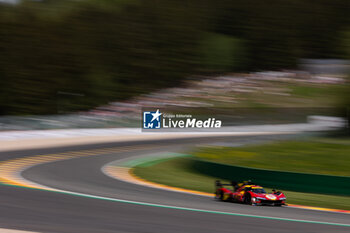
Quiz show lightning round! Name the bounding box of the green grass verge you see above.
[194,139,350,176]
[133,157,350,210]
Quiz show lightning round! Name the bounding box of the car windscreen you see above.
[251,188,266,193]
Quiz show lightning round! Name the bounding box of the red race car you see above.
[215,180,286,206]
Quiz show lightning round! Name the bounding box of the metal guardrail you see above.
[0,114,140,131]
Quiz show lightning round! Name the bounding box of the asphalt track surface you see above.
[0,135,349,233]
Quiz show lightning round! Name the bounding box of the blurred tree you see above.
[198,33,246,72]
[0,0,349,115]
[340,29,350,133]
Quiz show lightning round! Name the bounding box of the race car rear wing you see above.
[215,180,256,191]
[215,180,237,187]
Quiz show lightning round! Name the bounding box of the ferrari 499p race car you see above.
[215,180,286,206]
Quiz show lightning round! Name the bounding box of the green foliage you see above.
[134,157,350,209]
[0,0,203,114]
[0,0,349,114]
[194,139,350,176]
[198,33,246,72]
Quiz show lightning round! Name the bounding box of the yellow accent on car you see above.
[223,193,230,201]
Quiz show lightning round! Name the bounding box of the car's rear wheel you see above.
[219,191,224,201]
[243,194,253,205]
[215,190,224,201]
[214,190,221,200]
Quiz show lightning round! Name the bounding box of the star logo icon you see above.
[143,109,162,129]
[150,109,162,122]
